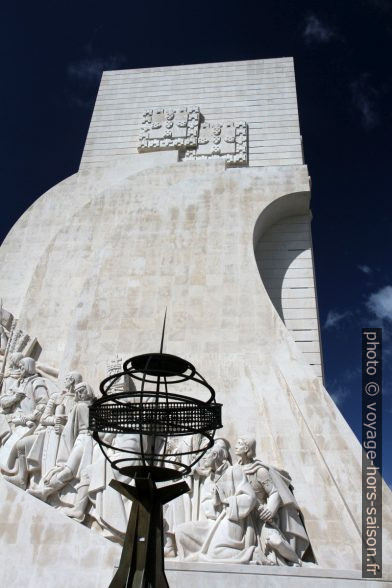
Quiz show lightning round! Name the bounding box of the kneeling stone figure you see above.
[175,441,258,564]
[235,436,315,566]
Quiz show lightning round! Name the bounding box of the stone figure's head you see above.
[75,382,95,404]
[235,436,256,461]
[9,352,24,370]
[64,371,83,391]
[202,439,229,472]
[19,357,37,378]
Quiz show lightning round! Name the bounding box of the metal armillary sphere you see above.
[89,325,222,588]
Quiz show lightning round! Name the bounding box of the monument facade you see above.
[0,58,390,587]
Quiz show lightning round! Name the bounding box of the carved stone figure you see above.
[0,352,24,446]
[0,352,24,395]
[60,359,138,538]
[2,371,83,489]
[175,440,257,563]
[36,372,83,476]
[27,382,95,502]
[164,434,207,557]
[0,324,8,354]
[63,434,132,541]
[235,436,313,566]
[0,305,13,359]
[0,358,49,474]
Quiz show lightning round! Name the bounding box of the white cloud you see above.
[358,264,372,274]
[324,310,351,329]
[366,285,392,322]
[67,54,126,83]
[328,367,360,406]
[350,75,379,129]
[330,385,351,406]
[303,14,336,44]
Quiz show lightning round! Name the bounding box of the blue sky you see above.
[1,1,391,484]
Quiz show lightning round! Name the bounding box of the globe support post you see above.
[109,477,190,588]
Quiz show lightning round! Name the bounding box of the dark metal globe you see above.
[89,352,222,482]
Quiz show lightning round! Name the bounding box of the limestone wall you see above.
[81,58,303,168]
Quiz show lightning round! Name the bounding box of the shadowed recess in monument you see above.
[253,196,323,380]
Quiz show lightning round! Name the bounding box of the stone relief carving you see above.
[0,306,42,392]
[183,121,248,166]
[138,106,200,152]
[234,436,314,566]
[0,358,50,475]
[175,439,258,564]
[106,354,136,394]
[1,369,82,489]
[27,382,95,503]
[137,106,248,167]
[0,315,315,565]
[0,306,13,356]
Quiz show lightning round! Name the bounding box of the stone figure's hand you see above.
[55,415,66,434]
[26,420,35,428]
[43,466,62,485]
[258,505,273,522]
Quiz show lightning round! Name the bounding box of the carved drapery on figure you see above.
[175,443,257,564]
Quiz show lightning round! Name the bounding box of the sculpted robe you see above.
[0,375,48,469]
[27,391,76,479]
[46,401,94,508]
[0,368,21,445]
[86,442,132,540]
[164,434,206,537]
[241,459,311,563]
[176,462,257,563]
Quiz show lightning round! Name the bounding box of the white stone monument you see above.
[0,58,390,587]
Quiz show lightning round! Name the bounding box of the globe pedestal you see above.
[109,477,190,588]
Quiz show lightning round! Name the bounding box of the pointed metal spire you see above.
[159,307,167,354]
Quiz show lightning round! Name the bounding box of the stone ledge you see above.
[164,561,390,587]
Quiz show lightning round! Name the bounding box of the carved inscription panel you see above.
[183,121,248,166]
[138,106,200,151]
[138,106,249,167]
